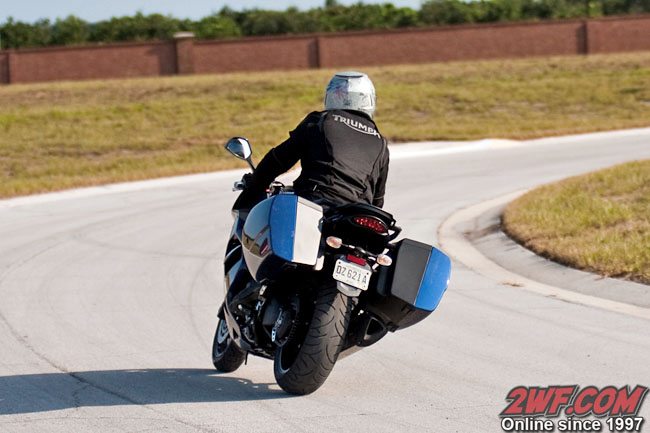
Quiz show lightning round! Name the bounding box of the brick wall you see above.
[319,20,586,67]
[194,36,319,73]
[587,15,650,53]
[7,41,176,84]
[0,15,649,85]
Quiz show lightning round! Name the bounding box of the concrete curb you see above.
[473,198,650,309]
[437,191,650,321]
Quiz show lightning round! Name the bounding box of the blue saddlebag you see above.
[242,194,323,282]
[368,239,451,330]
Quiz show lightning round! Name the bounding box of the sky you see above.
[1,0,425,23]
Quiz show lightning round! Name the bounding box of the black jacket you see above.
[235,109,389,209]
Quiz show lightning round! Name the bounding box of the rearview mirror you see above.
[225,137,255,170]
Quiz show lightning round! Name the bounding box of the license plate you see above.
[333,259,371,291]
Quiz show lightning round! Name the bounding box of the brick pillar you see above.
[317,36,327,68]
[0,53,7,84]
[314,36,323,68]
[580,20,590,55]
[174,32,195,75]
[7,50,17,84]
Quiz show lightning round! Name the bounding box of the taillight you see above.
[352,216,388,234]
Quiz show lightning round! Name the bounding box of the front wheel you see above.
[273,285,352,395]
[212,317,246,373]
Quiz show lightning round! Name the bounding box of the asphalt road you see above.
[1,130,649,432]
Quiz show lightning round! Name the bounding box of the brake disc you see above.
[271,296,301,347]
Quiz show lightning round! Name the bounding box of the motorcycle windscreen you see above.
[390,239,451,312]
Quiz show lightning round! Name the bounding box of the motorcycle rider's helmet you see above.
[324,71,376,119]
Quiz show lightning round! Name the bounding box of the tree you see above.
[1,17,52,48]
[1,1,648,49]
[51,15,89,45]
[194,15,241,39]
[240,10,294,35]
[420,0,475,24]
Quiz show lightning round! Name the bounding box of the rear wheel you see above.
[212,318,246,373]
[273,285,352,395]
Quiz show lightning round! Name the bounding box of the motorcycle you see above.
[212,137,451,395]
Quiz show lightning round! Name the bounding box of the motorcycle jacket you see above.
[234,109,389,210]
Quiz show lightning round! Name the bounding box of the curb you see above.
[437,191,650,321]
[474,199,650,309]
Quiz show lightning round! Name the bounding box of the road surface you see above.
[1,130,649,432]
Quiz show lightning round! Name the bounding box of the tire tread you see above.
[274,285,352,395]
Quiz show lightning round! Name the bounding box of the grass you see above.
[2,52,650,197]
[502,160,650,285]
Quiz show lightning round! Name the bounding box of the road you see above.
[1,130,649,432]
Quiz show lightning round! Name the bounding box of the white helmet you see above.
[324,71,376,119]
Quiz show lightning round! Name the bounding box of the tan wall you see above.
[1,15,649,84]
[7,42,176,84]
[194,36,319,73]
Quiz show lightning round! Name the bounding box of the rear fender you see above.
[336,281,362,297]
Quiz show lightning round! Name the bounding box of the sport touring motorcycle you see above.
[212,137,451,395]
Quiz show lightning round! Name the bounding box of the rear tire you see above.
[273,285,352,395]
[212,317,246,373]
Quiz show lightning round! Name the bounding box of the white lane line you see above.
[3,127,650,209]
[391,127,650,160]
[0,169,249,209]
[527,126,650,145]
[389,139,497,160]
[437,191,650,321]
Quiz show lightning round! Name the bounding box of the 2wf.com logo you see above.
[500,385,648,432]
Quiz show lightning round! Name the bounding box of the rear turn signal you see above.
[353,216,388,234]
[326,236,343,249]
[376,254,392,266]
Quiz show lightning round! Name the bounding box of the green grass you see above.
[503,160,650,285]
[2,52,650,197]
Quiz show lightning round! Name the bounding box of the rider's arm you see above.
[372,145,390,208]
[248,113,314,190]
[233,113,316,210]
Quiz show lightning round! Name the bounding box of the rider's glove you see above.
[241,173,254,189]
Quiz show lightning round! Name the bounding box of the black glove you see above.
[232,174,267,211]
[241,173,254,189]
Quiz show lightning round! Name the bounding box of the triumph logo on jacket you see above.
[332,114,381,138]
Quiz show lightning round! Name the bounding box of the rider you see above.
[233,71,389,211]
